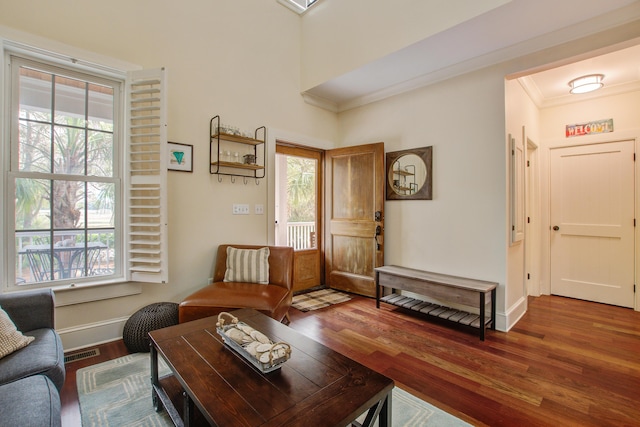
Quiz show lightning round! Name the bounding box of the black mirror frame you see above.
[385,146,433,200]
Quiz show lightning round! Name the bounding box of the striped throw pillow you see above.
[223,247,270,284]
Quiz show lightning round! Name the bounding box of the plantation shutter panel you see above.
[125,68,168,283]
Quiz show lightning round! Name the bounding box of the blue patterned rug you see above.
[362,387,471,426]
[77,353,470,426]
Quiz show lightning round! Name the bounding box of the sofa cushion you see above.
[224,246,270,284]
[0,305,34,359]
[0,328,65,390]
[0,375,61,427]
[179,282,290,323]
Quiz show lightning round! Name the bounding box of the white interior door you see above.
[550,140,635,308]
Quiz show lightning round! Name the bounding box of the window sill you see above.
[53,280,142,307]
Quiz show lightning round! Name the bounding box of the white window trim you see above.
[0,37,167,301]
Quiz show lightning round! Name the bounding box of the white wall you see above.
[0,0,338,350]
[540,92,640,141]
[339,65,510,327]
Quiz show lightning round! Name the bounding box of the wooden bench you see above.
[375,265,497,340]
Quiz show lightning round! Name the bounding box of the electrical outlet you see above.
[232,204,250,215]
[255,204,264,215]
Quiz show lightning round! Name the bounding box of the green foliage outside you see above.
[286,156,316,222]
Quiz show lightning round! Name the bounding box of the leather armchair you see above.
[179,244,294,323]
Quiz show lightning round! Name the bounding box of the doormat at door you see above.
[292,288,352,312]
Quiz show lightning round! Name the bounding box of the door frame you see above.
[275,141,325,291]
[525,133,540,298]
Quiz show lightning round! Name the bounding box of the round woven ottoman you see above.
[123,302,179,353]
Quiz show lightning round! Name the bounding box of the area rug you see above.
[77,353,172,426]
[77,353,470,427]
[291,288,352,312]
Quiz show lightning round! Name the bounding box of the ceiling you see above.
[519,43,640,108]
[302,0,640,112]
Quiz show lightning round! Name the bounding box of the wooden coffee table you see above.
[149,308,394,427]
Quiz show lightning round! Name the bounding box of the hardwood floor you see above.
[61,295,640,426]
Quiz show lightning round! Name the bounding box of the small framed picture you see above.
[168,142,193,172]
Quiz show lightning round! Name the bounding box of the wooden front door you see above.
[550,140,635,308]
[325,142,385,297]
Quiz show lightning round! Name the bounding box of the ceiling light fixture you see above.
[568,74,604,94]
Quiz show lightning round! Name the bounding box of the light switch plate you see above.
[255,204,264,215]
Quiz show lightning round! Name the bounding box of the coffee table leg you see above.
[183,391,194,427]
[150,345,162,411]
[357,390,392,427]
[379,391,391,427]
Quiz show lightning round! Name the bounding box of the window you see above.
[3,46,168,290]
[9,56,119,288]
[290,0,318,9]
[277,0,320,14]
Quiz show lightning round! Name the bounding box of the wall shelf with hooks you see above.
[209,115,266,183]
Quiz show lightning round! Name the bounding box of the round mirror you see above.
[388,154,427,196]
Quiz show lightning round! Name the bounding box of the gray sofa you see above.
[0,289,65,427]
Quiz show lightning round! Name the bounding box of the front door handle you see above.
[553,225,560,231]
[374,225,382,250]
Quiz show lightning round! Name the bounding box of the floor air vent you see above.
[64,348,100,363]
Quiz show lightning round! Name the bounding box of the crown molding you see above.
[301,92,338,113]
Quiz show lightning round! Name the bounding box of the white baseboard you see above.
[57,317,128,352]
[497,296,527,332]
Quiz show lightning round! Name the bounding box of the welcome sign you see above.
[566,118,613,138]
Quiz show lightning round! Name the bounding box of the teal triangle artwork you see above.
[172,150,184,164]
